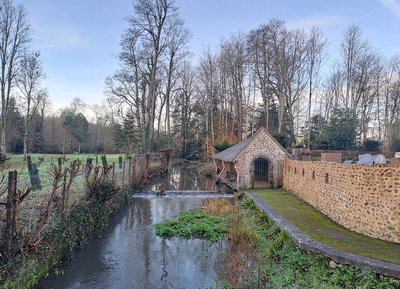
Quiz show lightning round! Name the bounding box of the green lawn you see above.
[251,189,400,265]
[1,153,129,193]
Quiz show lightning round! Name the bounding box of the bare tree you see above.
[247,24,273,131]
[161,15,190,136]
[106,0,188,152]
[220,34,248,141]
[173,62,196,158]
[267,20,308,144]
[34,89,50,151]
[305,26,327,148]
[382,55,400,152]
[340,24,370,111]
[16,51,45,160]
[128,0,180,150]
[105,32,147,150]
[0,0,31,153]
[68,97,86,115]
[198,49,218,146]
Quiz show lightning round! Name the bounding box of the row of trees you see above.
[0,0,48,158]
[2,0,399,158]
[5,96,114,154]
[106,0,400,158]
[0,0,116,156]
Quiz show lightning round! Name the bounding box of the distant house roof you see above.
[212,128,289,162]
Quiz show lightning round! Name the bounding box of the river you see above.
[36,162,229,289]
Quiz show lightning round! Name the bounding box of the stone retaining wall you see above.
[283,160,400,243]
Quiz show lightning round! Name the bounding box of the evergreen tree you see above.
[321,108,358,150]
[63,111,90,152]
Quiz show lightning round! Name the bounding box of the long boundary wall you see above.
[283,160,400,243]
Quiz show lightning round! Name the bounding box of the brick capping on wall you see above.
[283,159,400,244]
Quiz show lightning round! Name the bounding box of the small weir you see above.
[36,163,231,289]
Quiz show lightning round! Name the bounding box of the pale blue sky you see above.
[20,0,400,112]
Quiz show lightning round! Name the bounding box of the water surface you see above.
[37,164,228,289]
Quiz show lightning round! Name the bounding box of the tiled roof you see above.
[212,128,290,162]
[212,134,255,162]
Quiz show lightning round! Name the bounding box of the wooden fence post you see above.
[122,161,126,185]
[30,163,42,190]
[118,156,123,169]
[58,157,62,171]
[61,172,67,217]
[101,155,107,168]
[27,155,33,173]
[112,162,115,179]
[3,171,18,259]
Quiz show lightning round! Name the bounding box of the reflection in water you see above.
[37,196,227,289]
[150,162,217,192]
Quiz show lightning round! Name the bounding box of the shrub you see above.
[272,133,289,148]
[362,139,381,151]
[214,140,234,153]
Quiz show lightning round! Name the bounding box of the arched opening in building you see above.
[253,157,271,188]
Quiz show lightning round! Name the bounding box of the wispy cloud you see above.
[287,15,345,31]
[379,0,400,18]
[34,26,86,49]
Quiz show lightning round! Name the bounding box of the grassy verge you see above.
[2,153,127,192]
[227,197,397,288]
[252,189,400,264]
[154,197,397,288]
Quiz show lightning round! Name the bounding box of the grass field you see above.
[0,153,132,192]
[252,189,400,265]
[4,153,125,173]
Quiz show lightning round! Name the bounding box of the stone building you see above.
[213,128,289,190]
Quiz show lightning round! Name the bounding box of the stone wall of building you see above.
[283,160,400,243]
[235,130,288,189]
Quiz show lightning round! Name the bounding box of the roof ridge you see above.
[212,128,289,162]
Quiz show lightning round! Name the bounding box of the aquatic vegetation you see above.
[154,210,227,242]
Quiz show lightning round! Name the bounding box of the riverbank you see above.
[1,188,132,289]
[228,197,398,288]
[146,196,398,288]
[0,155,163,289]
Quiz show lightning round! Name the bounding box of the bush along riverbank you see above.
[0,161,154,289]
[156,197,398,288]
